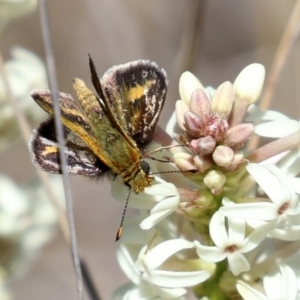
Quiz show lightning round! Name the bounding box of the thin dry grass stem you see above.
[248,0,300,151]
[0,50,70,243]
[39,0,84,299]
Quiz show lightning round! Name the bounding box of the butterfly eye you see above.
[140,161,150,174]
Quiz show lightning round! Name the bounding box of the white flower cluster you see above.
[111,64,300,299]
[0,174,61,299]
[0,2,60,298]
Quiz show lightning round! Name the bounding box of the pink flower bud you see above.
[224,123,254,149]
[212,145,234,167]
[190,89,211,122]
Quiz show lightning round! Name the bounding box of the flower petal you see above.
[236,281,268,300]
[264,165,298,209]
[117,245,141,285]
[194,241,227,262]
[151,285,187,299]
[139,209,174,230]
[220,200,278,221]
[255,120,299,138]
[279,264,298,300]
[144,182,178,197]
[278,149,300,177]
[209,211,229,247]
[143,239,194,270]
[269,226,300,241]
[246,105,290,122]
[150,196,179,213]
[241,221,274,253]
[111,177,156,209]
[262,264,297,300]
[290,178,300,194]
[228,217,245,246]
[246,164,287,206]
[227,252,250,275]
[143,269,211,288]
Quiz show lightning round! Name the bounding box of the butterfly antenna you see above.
[143,144,188,164]
[115,188,132,241]
[151,169,197,176]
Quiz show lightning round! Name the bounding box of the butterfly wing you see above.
[29,118,108,176]
[93,59,168,146]
[30,82,142,177]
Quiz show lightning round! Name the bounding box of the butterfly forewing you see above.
[100,60,168,145]
[72,78,142,176]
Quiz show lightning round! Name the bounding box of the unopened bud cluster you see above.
[174,64,265,194]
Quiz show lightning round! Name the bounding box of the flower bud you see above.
[175,100,189,131]
[193,155,212,172]
[234,63,265,104]
[211,81,234,119]
[204,170,226,190]
[173,152,197,171]
[224,123,254,149]
[179,71,205,104]
[212,145,234,167]
[190,88,211,121]
[198,136,216,155]
[189,136,216,155]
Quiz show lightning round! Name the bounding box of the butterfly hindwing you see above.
[29,118,108,176]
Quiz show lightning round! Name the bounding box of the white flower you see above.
[114,218,211,299]
[194,212,272,276]
[136,239,211,289]
[237,264,298,300]
[220,164,300,241]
